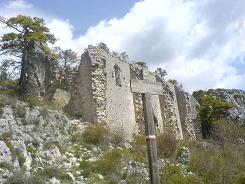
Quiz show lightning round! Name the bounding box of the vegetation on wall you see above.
[197,95,233,138]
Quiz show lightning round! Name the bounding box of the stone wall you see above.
[130,64,164,134]
[66,44,201,140]
[105,51,137,139]
[175,86,199,140]
[130,64,144,133]
[158,80,183,139]
[65,51,95,121]
[66,45,137,139]
[144,70,164,134]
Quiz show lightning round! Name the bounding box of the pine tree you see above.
[54,47,79,90]
[0,15,56,96]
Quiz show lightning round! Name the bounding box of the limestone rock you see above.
[178,147,190,165]
[50,177,61,184]
[66,172,75,181]
[52,89,71,107]
[193,89,245,124]
[0,141,19,168]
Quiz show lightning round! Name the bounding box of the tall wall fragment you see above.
[130,64,164,134]
[159,81,183,139]
[175,86,200,140]
[66,45,137,139]
[20,44,57,98]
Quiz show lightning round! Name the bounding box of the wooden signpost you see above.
[130,78,163,184]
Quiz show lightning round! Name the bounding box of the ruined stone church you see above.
[65,44,200,140]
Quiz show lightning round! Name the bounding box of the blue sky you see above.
[23,0,138,36]
[0,0,245,92]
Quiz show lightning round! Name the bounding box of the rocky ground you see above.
[0,97,192,184]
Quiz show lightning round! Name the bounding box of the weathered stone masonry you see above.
[175,86,199,140]
[66,45,137,139]
[66,44,200,140]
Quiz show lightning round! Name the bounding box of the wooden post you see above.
[130,75,162,184]
[142,93,160,184]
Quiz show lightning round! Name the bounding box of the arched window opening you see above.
[114,65,122,87]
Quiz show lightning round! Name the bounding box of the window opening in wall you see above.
[114,65,122,87]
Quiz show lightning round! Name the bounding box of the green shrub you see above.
[157,130,177,158]
[79,160,93,178]
[40,166,66,179]
[26,146,37,159]
[26,97,40,108]
[0,89,19,96]
[212,119,245,145]
[189,142,245,184]
[0,80,18,88]
[13,104,26,118]
[87,173,110,184]
[32,138,40,148]
[95,148,122,175]
[4,170,46,184]
[0,94,17,108]
[0,162,14,171]
[0,79,19,96]
[0,79,19,97]
[160,164,201,184]
[197,95,233,138]
[43,140,56,150]
[82,123,110,146]
[110,126,126,145]
[129,134,147,162]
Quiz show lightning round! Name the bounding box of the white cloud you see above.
[1,0,245,92]
[1,0,33,17]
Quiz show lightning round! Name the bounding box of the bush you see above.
[4,170,46,184]
[82,123,110,146]
[43,140,56,150]
[79,160,93,178]
[26,97,40,108]
[0,80,19,97]
[0,95,17,108]
[197,95,233,138]
[87,173,110,184]
[110,126,126,145]
[0,80,18,88]
[26,146,37,159]
[212,119,245,145]
[188,141,245,184]
[160,164,201,184]
[13,104,26,118]
[40,166,66,179]
[129,134,147,162]
[95,148,122,175]
[157,130,177,158]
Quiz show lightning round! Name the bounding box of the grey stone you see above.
[178,147,190,165]
[0,141,18,167]
[66,172,75,181]
[175,86,200,140]
[52,89,71,107]
[50,177,61,184]
[193,89,245,125]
